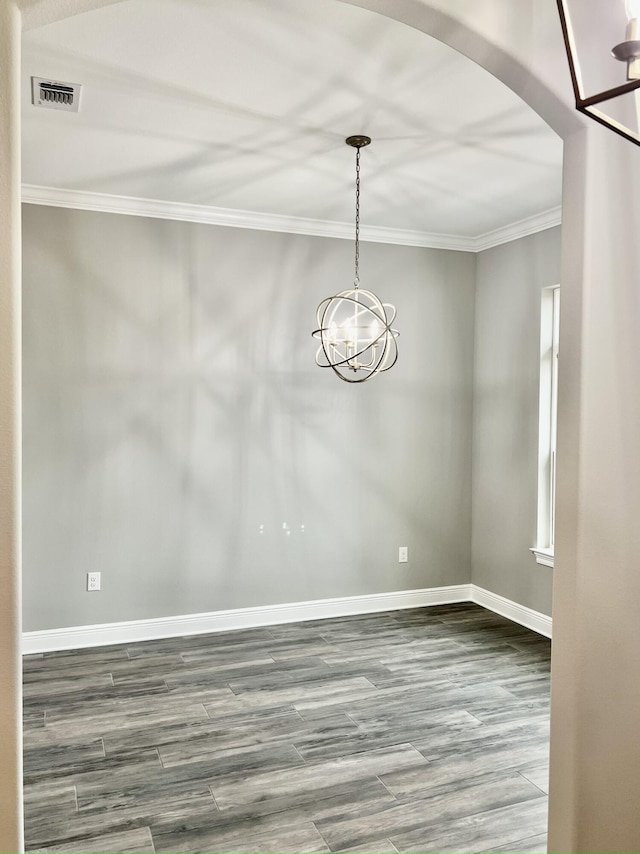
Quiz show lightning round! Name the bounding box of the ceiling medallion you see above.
[312,136,399,383]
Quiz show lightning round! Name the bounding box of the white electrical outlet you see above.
[87,571,101,591]
[399,546,408,563]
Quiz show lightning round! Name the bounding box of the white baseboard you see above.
[22,582,552,654]
[470,584,552,639]
[21,584,471,654]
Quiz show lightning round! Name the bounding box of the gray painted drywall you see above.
[471,226,561,617]
[22,205,476,631]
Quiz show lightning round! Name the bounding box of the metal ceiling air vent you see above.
[31,77,81,112]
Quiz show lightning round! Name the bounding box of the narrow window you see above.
[532,285,560,567]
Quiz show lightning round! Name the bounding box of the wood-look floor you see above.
[23,604,551,853]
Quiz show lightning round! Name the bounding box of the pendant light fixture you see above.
[557,0,640,146]
[313,136,398,383]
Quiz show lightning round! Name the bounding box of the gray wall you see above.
[471,226,561,616]
[22,205,476,631]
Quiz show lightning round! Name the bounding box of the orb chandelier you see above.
[558,0,640,146]
[313,136,398,383]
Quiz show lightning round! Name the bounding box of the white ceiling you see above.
[21,0,563,239]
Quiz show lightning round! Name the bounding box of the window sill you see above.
[530,547,554,568]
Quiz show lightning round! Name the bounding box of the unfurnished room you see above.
[3,1,640,853]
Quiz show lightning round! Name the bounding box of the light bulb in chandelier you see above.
[627,0,640,21]
[613,0,640,79]
[312,135,398,383]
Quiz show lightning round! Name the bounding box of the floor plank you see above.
[23,603,550,853]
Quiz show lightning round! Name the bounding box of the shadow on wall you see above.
[21,205,478,630]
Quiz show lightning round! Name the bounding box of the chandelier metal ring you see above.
[313,290,398,377]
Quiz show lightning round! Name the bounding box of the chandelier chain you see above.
[354,145,361,289]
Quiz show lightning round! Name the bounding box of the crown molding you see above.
[20,184,474,250]
[21,185,560,253]
[473,206,562,251]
